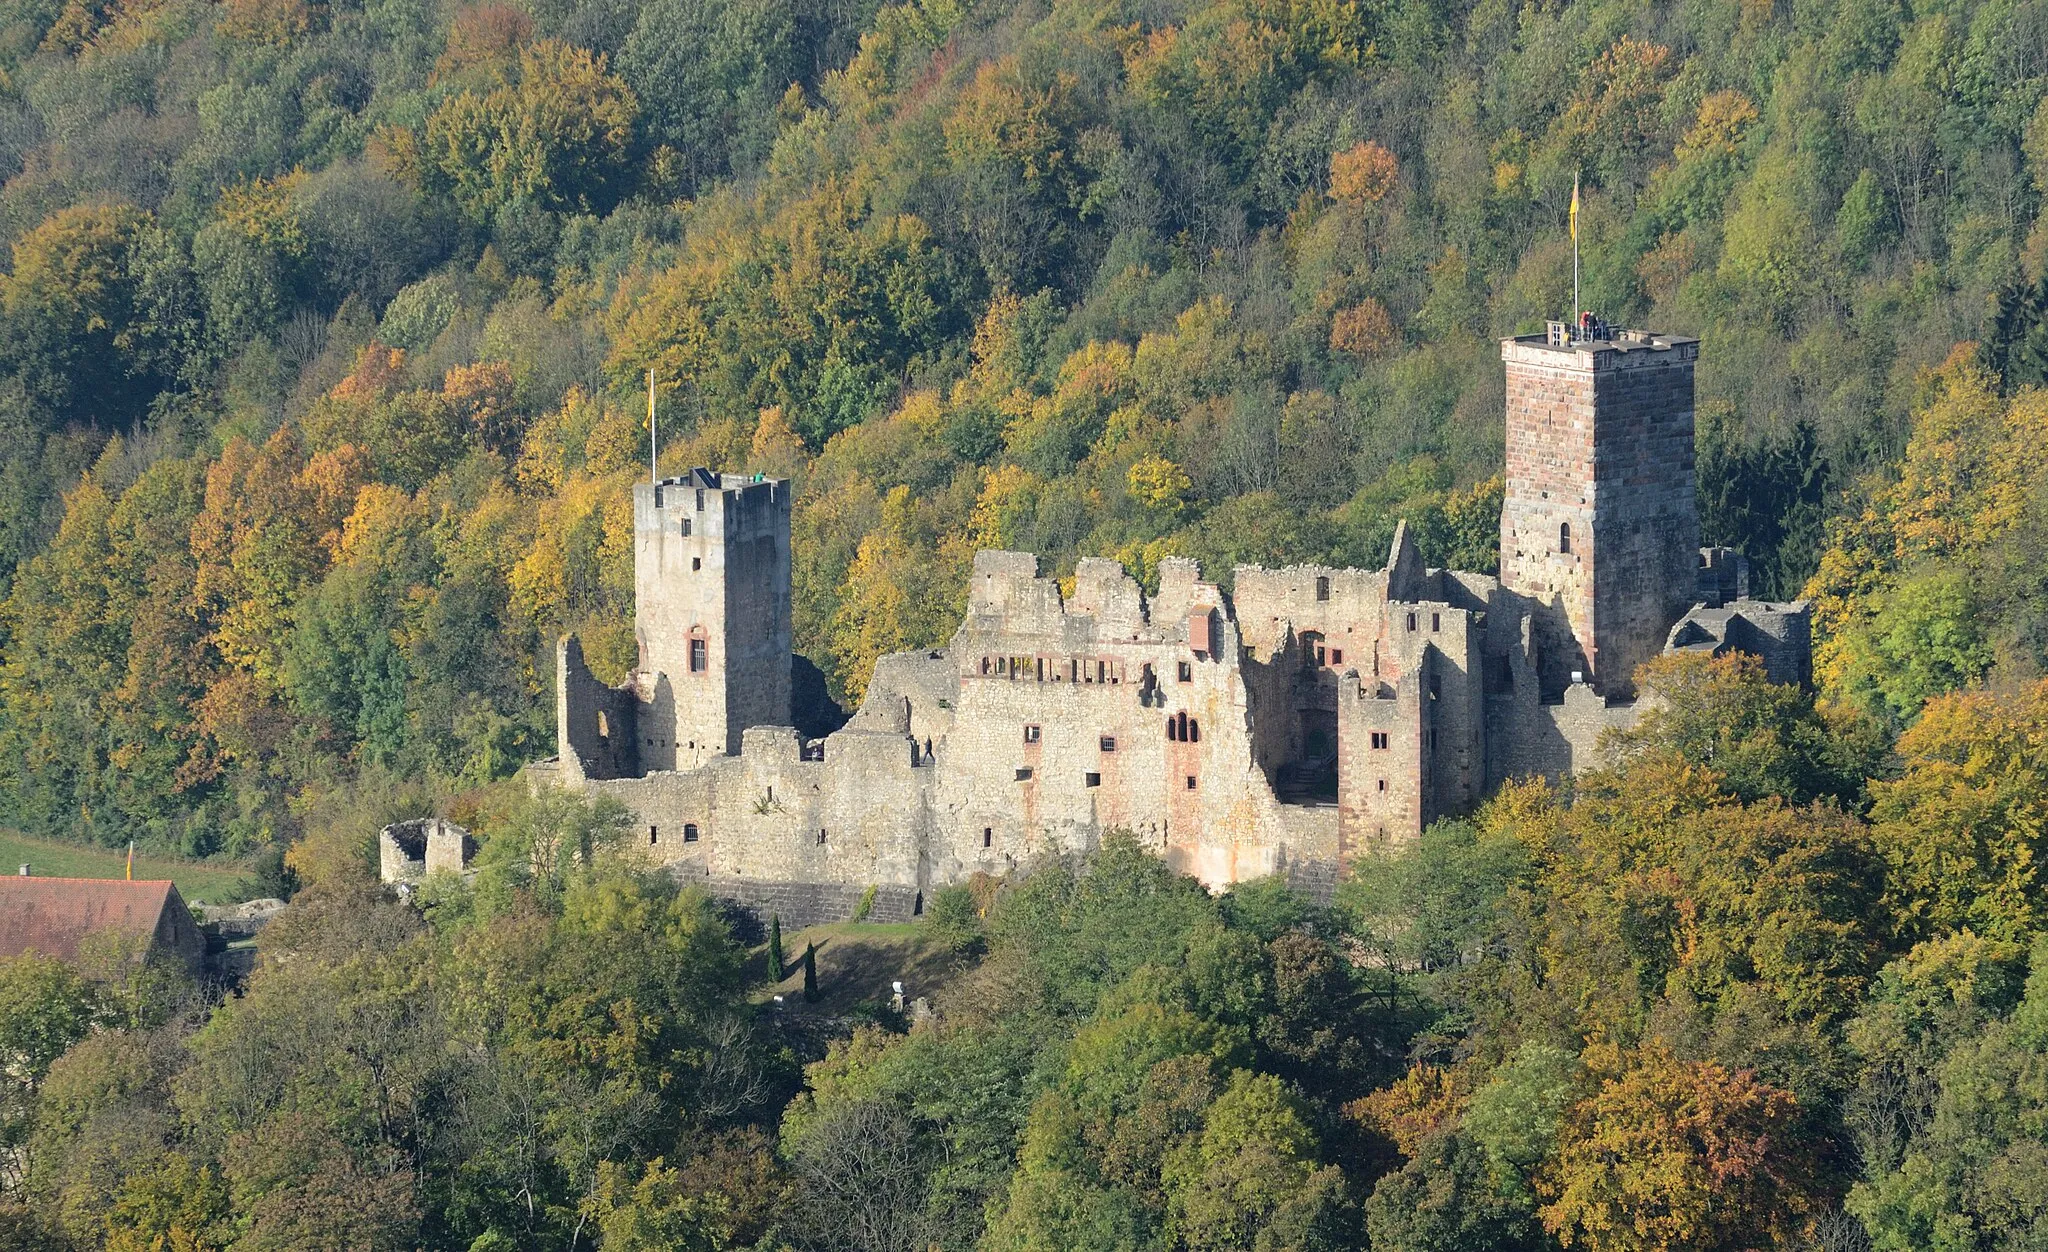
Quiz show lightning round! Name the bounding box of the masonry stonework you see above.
[537,327,1811,913]
[1501,329,1699,698]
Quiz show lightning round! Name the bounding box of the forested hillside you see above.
[5,654,2048,1251]
[0,0,2043,853]
[7,0,2048,1244]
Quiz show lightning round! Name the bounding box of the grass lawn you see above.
[749,920,965,1017]
[0,830,255,904]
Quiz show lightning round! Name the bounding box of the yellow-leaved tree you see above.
[1805,350,2048,720]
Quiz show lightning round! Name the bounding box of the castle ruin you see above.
[531,325,1811,922]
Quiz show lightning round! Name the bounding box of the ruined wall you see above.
[1484,677,1641,786]
[1338,666,1427,854]
[557,637,637,783]
[378,818,474,884]
[935,551,1323,888]
[680,877,923,931]
[583,546,1353,899]
[1665,601,1814,689]
[1236,552,1492,841]
[588,724,935,891]
[1732,603,1812,689]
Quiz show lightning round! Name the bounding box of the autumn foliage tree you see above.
[1537,1041,1815,1252]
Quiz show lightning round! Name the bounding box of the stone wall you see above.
[938,551,1317,888]
[378,818,475,884]
[1666,600,1814,689]
[670,870,923,931]
[1587,340,1699,696]
[556,638,637,783]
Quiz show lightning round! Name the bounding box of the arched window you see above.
[1187,718,1200,743]
[1166,715,1179,741]
[1559,522,1572,554]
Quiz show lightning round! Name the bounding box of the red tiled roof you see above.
[0,876,186,962]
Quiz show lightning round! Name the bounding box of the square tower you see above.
[1499,326,1699,698]
[634,468,791,770]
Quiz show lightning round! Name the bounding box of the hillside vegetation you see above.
[0,0,2043,850]
[5,658,2048,1250]
[7,0,2048,1245]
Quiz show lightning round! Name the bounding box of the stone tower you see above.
[634,469,791,770]
[1499,326,1699,698]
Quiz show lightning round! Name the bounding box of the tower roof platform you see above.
[1504,324,1698,366]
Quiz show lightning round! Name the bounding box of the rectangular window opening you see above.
[1023,724,1041,744]
[1370,731,1389,750]
[1085,772,1101,787]
[1185,775,1197,790]
[649,826,658,845]
[983,827,993,848]
[1100,736,1116,752]
[689,638,707,672]
[1177,661,1192,682]
[683,823,699,843]
[1015,767,1033,781]
[692,557,702,571]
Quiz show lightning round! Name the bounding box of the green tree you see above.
[468,786,635,913]
[1848,934,2048,1251]
[617,0,799,192]
[1607,651,1881,805]
[1365,1130,1544,1252]
[0,954,101,1183]
[1,205,197,422]
[421,40,639,222]
[1163,1071,1348,1251]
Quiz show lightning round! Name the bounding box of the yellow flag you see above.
[1570,175,1579,242]
[126,840,133,881]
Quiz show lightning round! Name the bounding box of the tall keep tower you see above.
[1500,326,1699,698]
[634,469,791,770]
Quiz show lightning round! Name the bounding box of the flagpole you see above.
[648,369,658,484]
[1571,171,1581,340]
